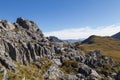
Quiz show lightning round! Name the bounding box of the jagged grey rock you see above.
[3,68,8,80]
[0,20,15,31]
[43,65,65,80]
[52,59,62,66]
[78,64,92,76]
[0,55,17,72]
[90,69,101,79]
[0,67,8,80]
[67,74,78,80]
[0,17,52,68]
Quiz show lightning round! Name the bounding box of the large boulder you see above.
[16,17,38,31]
[0,55,17,72]
[0,20,15,31]
[78,64,91,76]
[115,72,120,80]
[43,65,65,80]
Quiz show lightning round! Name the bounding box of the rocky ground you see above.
[0,18,119,80]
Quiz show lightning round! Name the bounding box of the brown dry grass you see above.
[7,58,52,80]
[79,36,120,60]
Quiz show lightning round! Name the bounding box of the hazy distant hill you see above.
[66,39,80,43]
[112,32,120,39]
[48,36,63,42]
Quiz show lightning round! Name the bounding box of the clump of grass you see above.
[55,53,62,56]
[62,60,78,68]
[60,60,78,74]
[12,28,19,32]
[39,57,53,73]
[0,65,4,79]
[7,62,43,80]
[0,73,3,80]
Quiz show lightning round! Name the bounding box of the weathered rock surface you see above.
[0,17,53,66]
[115,72,120,80]
[43,64,65,80]
[0,55,17,72]
[0,67,8,80]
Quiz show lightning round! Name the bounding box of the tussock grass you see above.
[7,58,52,80]
[79,36,120,60]
[60,60,78,74]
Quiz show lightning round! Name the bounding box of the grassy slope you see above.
[7,58,52,80]
[79,36,120,60]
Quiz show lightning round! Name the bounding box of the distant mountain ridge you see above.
[48,36,63,42]
[81,35,97,44]
[66,39,81,43]
[112,32,120,39]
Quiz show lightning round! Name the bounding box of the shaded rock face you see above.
[112,32,120,39]
[78,64,91,76]
[16,17,38,31]
[115,72,120,80]
[81,35,96,44]
[0,55,17,72]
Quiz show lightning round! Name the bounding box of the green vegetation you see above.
[8,63,44,80]
[55,53,62,56]
[0,65,3,79]
[0,73,3,80]
[0,31,4,35]
[37,57,53,73]
[7,58,52,80]
[113,61,120,72]
[60,60,78,74]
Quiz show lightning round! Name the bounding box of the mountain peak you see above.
[112,32,120,39]
[81,35,100,44]
[0,19,15,31]
[16,17,39,31]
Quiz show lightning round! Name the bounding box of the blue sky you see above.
[0,0,120,39]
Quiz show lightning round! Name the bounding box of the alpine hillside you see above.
[0,18,119,80]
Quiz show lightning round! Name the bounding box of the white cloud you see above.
[44,24,120,40]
